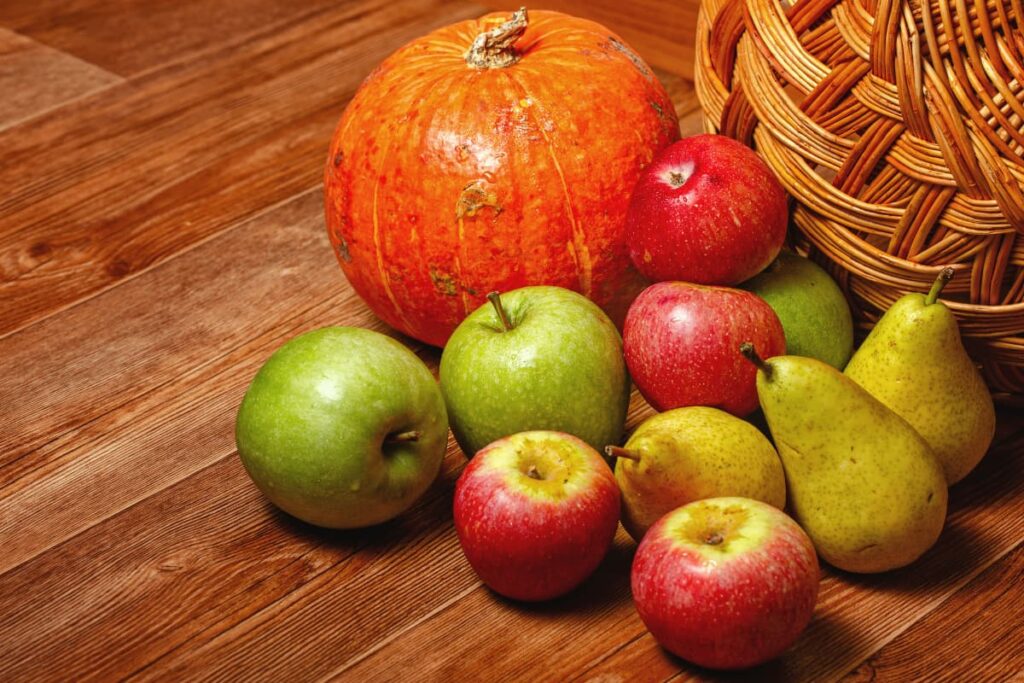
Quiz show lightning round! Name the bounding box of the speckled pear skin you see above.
[844,292,996,485]
[614,406,786,542]
[756,355,948,573]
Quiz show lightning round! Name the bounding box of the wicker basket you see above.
[695,0,1024,399]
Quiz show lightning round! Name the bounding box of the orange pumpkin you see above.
[324,8,680,346]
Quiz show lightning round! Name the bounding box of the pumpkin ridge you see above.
[507,71,592,297]
[370,124,410,331]
[381,65,467,329]
[516,26,588,53]
[441,70,484,316]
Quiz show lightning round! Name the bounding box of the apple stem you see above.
[385,430,421,444]
[604,445,641,462]
[526,464,542,480]
[925,267,955,306]
[487,291,513,332]
[739,342,772,381]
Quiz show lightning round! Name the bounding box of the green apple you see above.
[440,286,630,457]
[742,250,854,369]
[608,406,785,542]
[235,326,448,529]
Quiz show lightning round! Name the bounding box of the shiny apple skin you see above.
[623,282,785,416]
[625,134,787,285]
[453,431,621,601]
[632,497,819,669]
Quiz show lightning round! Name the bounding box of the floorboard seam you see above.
[0,79,124,134]
[0,184,322,343]
[0,279,341,499]
[120,540,345,681]
[570,629,649,682]
[0,291,347,577]
[320,581,485,681]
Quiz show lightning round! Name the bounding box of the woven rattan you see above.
[695,0,1024,397]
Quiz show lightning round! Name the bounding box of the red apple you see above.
[632,497,819,669]
[623,282,785,416]
[625,134,787,285]
[453,430,621,601]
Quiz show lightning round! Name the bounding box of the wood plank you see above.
[0,28,120,130]
[326,533,640,682]
[843,544,1024,682]
[480,1,699,77]
[0,0,343,77]
[0,452,456,682]
[126,458,474,682]
[332,422,1024,682]
[0,0,482,338]
[0,191,327,486]
[0,191,394,574]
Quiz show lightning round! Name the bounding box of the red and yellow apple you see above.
[623,282,785,416]
[632,497,819,669]
[453,431,621,601]
[624,134,788,285]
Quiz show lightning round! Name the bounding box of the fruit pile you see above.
[234,8,999,672]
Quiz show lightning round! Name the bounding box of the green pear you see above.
[844,268,996,485]
[742,250,854,369]
[741,344,947,573]
[606,406,785,542]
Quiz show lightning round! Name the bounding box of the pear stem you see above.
[925,267,955,305]
[604,445,641,462]
[487,291,513,332]
[739,342,772,380]
[385,430,421,444]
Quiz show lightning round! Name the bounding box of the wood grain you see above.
[0,0,341,77]
[480,0,699,76]
[0,28,120,130]
[2,0,1022,680]
[0,190,343,571]
[843,545,1024,682]
[0,0,482,338]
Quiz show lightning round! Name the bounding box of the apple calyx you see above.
[739,342,772,380]
[385,430,422,444]
[487,291,514,332]
[704,532,724,546]
[662,161,694,189]
[526,464,542,479]
[925,266,955,306]
[604,445,641,462]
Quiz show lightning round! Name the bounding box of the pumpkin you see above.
[324,8,680,346]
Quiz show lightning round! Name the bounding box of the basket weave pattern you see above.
[695,0,1024,396]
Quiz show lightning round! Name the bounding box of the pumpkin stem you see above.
[466,7,528,69]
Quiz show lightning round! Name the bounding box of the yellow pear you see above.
[845,268,996,484]
[742,345,947,573]
[607,406,785,542]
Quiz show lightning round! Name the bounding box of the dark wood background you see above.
[1,1,1022,680]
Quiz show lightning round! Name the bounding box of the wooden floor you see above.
[1,1,1022,680]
